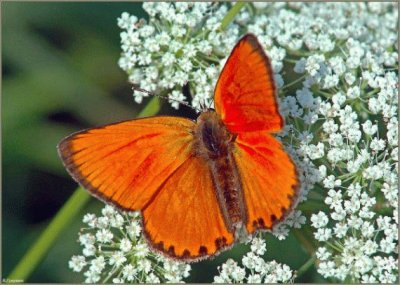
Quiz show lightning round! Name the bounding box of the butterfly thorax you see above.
[193,111,248,237]
[194,111,234,159]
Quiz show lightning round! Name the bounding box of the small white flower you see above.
[289,210,307,228]
[83,213,97,228]
[69,255,87,272]
[90,256,106,274]
[161,52,176,66]
[122,264,137,281]
[146,273,161,283]
[117,12,138,30]
[332,92,346,106]
[362,240,378,256]
[362,120,378,136]
[323,175,342,189]
[82,244,96,257]
[134,242,149,258]
[323,119,339,134]
[316,247,331,261]
[112,277,123,283]
[95,229,113,243]
[296,87,315,108]
[370,138,385,152]
[325,189,342,209]
[84,270,100,283]
[109,251,127,267]
[344,72,356,85]
[380,237,396,254]
[305,54,325,76]
[137,259,152,274]
[242,252,258,270]
[250,237,267,255]
[126,220,141,239]
[311,211,329,228]
[334,222,348,238]
[247,273,262,283]
[329,56,346,75]
[347,86,360,99]
[306,143,325,160]
[294,57,306,73]
[79,233,95,247]
[318,165,327,179]
[272,224,289,240]
[318,261,336,278]
[168,90,187,110]
[119,238,132,252]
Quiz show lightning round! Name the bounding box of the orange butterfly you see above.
[58,34,298,261]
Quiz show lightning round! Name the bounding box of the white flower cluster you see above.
[69,205,190,283]
[118,2,242,109]
[68,2,399,283]
[213,237,294,283]
[242,2,398,283]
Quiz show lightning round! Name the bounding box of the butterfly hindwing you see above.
[214,34,283,133]
[143,155,234,260]
[233,132,298,234]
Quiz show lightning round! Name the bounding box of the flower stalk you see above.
[8,187,90,281]
[220,2,247,30]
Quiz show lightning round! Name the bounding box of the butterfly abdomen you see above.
[194,111,247,234]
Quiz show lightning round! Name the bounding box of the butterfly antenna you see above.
[207,96,215,110]
[132,85,199,112]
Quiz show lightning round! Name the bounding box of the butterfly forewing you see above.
[214,34,283,133]
[58,117,195,210]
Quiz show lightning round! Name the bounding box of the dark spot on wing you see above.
[168,245,176,256]
[155,241,164,251]
[215,236,228,250]
[182,249,190,258]
[199,246,208,255]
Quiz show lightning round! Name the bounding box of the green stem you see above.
[293,228,317,256]
[138,97,160,117]
[220,2,246,30]
[8,97,160,281]
[8,188,90,281]
[326,241,342,252]
[281,74,307,91]
[296,255,316,279]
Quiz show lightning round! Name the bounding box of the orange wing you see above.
[58,116,234,260]
[214,33,283,133]
[233,132,298,234]
[214,34,298,233]
[143,155,234,260]
[58,117,195,211]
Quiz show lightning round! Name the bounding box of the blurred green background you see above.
[2,2,321,283]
